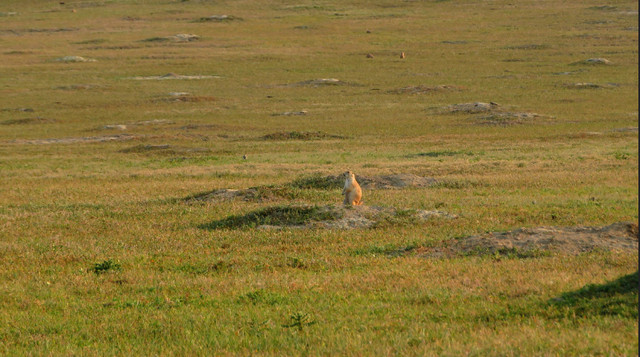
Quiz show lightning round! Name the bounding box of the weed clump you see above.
[91,259,121,275]
[282,312,316,331]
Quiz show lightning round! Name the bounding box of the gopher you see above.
[342,171,363,206]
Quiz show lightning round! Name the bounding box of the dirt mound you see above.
[185,173,438,203]
[10,134,138,145]
[1,117,56,125]
[127,73,220,80]
[388,85,462,95]
[475,112,545,126]
[143,34,199,42]
[199,204,456,230]
[565,82,616,89]
[422,222,638,258]
[280,78,358,87]
[439,102,549,125]
[55,56,96,63]
[261,131,344,140]
[444,102,499,114]
[197,15,242,22]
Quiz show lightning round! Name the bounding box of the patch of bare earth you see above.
[388,85,463,95]
[307,206,455,230]
[127,73,220,80]
[277,78,358,88]
[440,102,551,125]
[421,222,638,258]
[10,134,139,145]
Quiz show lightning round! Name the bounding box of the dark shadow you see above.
[550,271,638,318]
[198,205,341,230]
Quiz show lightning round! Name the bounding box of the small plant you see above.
[282,312,316,331]
[91,259,121,275]
[614,151,630,160]
[287,257,306,268]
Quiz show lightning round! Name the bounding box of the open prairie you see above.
[0,0,637,355]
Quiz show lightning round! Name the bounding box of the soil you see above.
[202,204,457,230]
[421,222,638,257]
[10,134,138,145]
[185,173,439,203]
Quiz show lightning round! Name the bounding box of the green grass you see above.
[0,0,637,355]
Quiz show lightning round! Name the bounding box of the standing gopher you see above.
[343,171,363,206]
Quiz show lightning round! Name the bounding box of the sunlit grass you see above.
[0,0,637,355]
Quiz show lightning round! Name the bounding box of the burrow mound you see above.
[387,85,463,95]
[261,131,345,140]
[199,204,456,230]
[437,102,550,126]
[185,173,438,203]
[276,78,359,88]
[422,222,638,258]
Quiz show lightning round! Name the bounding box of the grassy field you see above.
[0,0,637,355]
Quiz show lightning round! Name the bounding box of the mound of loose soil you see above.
[143,34,199,42]
[388,85,462,95]
[475,112,545,126]
[185,173,439,203]
[199,204,456,230]
[11,134,139,145]
[261,131,344,140]
[128,73,220,80]
[444,102,499,114]
[281,78,357,87]
[422,222,638,258]
[197,15,242,22]
[55,56,96,63]
[440,102,549,125]
[155,94,216,103]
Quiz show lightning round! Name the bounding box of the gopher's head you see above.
[344,171,354,179]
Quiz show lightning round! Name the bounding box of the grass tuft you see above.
[91,259,121,275]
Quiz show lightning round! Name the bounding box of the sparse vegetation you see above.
[0,0,636,355]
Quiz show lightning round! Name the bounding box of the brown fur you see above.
[342,171,363,206]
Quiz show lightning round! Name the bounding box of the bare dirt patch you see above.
[261,131,345,140]
[278,78,358,88]
[272,110,308,116]
[199,204,456,230]
[421,222,638,258]
[439,102,550,125]
[196,15,242,22]
[142,34,199,42]
[10,134,138,145]
[155,94,216,103]
[565,82,617,89]
[388,85,463,95]
[127,73,220,80]
[55,56,96,63]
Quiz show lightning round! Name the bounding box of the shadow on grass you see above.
[550,271,638,318]
[198,205,342,229]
